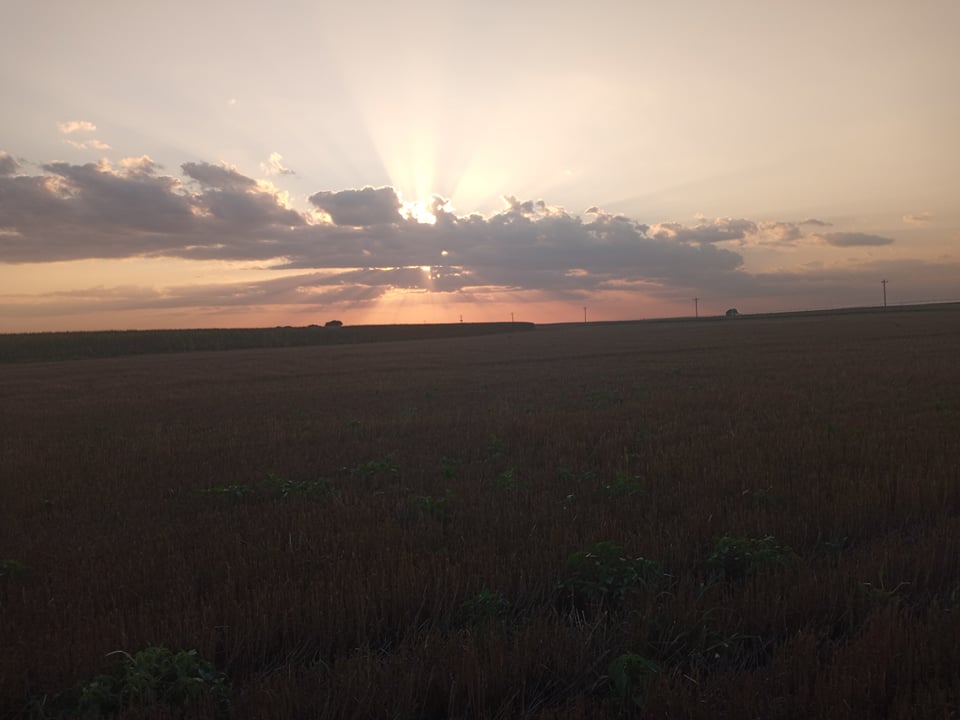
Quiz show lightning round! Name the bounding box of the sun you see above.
[400,198,437,225]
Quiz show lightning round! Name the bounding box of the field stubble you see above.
[1,308,959,718]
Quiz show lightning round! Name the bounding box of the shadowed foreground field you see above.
[2,308,959,718]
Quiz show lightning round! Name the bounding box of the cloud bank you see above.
[1,150,948,322]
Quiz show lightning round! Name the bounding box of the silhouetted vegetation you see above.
[2,306,959,718]
[0,322,534,363]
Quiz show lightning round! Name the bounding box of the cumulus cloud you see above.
[649,217,757,245]
[0,152,19,176]
[309,186,403,226]
[903,212,933,224]
[181,161,257,191]
[4,153,942,320]
[817,232,895,247]
[261,152,295,176]
[57,120,97,135]
[119,155,161,176]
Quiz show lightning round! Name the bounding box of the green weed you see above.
[494,468,521,491]
[706,536,795,580]
[439,456,460,480]
[458,587,510,624]
[413,492,454,522]
[0,559,29,580]
[73,646,228,716]
[557,467,596,484]
[278,478,335,500]
[197,484,255,499]
[602,472,644,498]
[352,456,400,478]
[559,542,666,606]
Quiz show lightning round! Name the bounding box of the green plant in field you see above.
[705,536,795,579]
[0,559,29,579]
[352,456,400,478]
[602,472,644,497]
[73,646,228,716]
[196,484,254,499]
[439,456,459,480]
[413,492,453,521]
[458,587,510,624]
[607,653,658,711]
[278,478,335,500]
[559,542,666,606]
[557,467,596,484]
[494,468,521,491]
[485,433,506,460]
[862,566,909,608]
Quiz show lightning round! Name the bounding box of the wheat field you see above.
[2,307,959,718]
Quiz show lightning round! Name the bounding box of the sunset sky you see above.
[2,0,958,332]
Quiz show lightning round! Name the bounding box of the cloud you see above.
[309,186,403,226]
[119,155,161,176]
[649,217,757,245]
[58,120,111,151]
[0,152,19,176]
[6,152,947,321]
[182,161,257,191]
[66,139,112,151]
[0,158,307,262]
[800,218,831,227]
[58,120,96,135]
[817,232,895,247]
[903,212,933,224]
[0,158,744,298]
[261,152,295,176]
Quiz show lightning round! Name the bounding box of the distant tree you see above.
[725,308,739,317]
[324,320,343,328]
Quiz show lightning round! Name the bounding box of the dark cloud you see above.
[800,218,831,227]
[309,186,403,226]
[0,152,20,176]
[0,159,306,262]
[650,217,757,244]
[181,161,257,191]
[819,232,895,247]
[1,153,935,320]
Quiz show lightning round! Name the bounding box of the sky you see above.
[1,0,958,332]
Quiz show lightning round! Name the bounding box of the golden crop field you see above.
[2,307,959,719]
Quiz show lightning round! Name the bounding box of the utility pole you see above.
[583,307,587,324]
[511,312,514,323]
[881,279,888,308]
[459,314,463,323]
[694,297,699,318]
